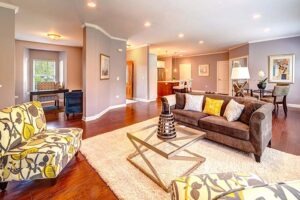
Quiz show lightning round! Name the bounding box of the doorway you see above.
[217,61,229,94]
[179,63,191,80]
[126,61,134,99]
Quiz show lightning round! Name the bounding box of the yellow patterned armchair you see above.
[0,101,82,191]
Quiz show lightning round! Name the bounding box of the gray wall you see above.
[229,44,249,59]
[83,27,126,118]
[249,36,300,104]
[172,52,229,91]
[126,46,149,100]
[0,7,15,108]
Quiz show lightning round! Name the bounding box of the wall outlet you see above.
[116,95,119,99]
[116,76,120,81]
[0,84,2,88]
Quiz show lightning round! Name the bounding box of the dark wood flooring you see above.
[1,101,299,200]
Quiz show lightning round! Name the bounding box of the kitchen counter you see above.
[157,80,181,83]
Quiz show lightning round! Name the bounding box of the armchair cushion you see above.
[0,101,47,154]
[0,128,82,182]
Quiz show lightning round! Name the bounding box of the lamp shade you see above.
[231,67,250,80]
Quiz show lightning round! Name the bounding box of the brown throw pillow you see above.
[175,93,185,109]
[239,101,262,125]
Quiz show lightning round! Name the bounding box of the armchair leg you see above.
[50,178,57,186]
[75,151,79,157]
[268,140,272,147]
[254,154,261,163]
[0,182,8,191]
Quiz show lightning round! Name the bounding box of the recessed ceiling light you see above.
[87,1,96,8]
[178,33,184,38]
[47,33,62,40]
[144,21,151,27]
[199,40,204,44]
[264,27,270,32]
[253,14,261,19]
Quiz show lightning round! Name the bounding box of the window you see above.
[33,60,56,90]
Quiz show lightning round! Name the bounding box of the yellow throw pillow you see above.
[203,98,224,116]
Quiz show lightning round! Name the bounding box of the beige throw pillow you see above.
[224,99,245,122]
[184,94,204,112]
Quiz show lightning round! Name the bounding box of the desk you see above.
[30,89,69,104]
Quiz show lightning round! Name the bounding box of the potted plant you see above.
[257,70,267,89]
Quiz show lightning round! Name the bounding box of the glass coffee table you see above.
[127,123,206,192]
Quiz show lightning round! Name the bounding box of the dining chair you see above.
[37,82,60,108]
[260,85,290,116]
[173,80,186,93]
[65,90,83,119]
[184,80,192,92]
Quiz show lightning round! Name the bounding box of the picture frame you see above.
[198,64,209,76]
[100,54,110,80]
[268,54,295,84]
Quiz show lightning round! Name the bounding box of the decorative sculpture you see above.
[157,101,176,139]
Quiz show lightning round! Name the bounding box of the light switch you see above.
[116,76,120,81]
[0,85,2,88]
[116,95,119,99]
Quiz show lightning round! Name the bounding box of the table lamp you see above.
[231,66,250,97]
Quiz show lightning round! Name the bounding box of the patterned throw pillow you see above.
[203,97,224,116]
[224,99,245,122]
[184,94,204,112]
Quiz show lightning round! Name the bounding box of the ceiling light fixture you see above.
[199,40,204,44]
[264,27,270,32]
[87,0,96,8]
[47,33,62,40]
[144,21,151,27]
[253,13,261,19]
[178,33,184,38]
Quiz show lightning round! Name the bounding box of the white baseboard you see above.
[191,90,206,93]
[133,98,156,102]
[287,104,300,109]
[82,103,126,122]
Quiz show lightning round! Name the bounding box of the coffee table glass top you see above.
[127,124,206,158]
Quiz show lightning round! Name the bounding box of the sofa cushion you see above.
[239,101,262,125]
[203,98,224,116]
[199,116,250,140]
[184,94,204,112]
[172,109,208,126]
[175,93,185,109]
[2,128,82,182]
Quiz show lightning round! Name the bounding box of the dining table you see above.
[30,89,69,104]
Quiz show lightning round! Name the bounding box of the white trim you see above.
[133,98,156,102]
[287,104,300,109]
[127,44,149,51]
[191,90,206,93]
[0,2,19,14]
[228,43,248,51]
[173,50,228,58]
[83,23,127,42]
[248,34,300,44]
[82,104,126,121]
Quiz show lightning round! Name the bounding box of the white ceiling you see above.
[2,0,300,56]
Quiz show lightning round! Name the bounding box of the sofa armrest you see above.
[161,95,176,111]
[249,103,274,157]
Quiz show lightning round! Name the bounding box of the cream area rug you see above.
[80,117,300,200]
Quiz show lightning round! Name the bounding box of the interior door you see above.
[179,64,191,80]
[217,61,229,94]
[126,61,134,99]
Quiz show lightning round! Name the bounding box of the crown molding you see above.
[82,23,127,42]
[228,43,248,51]
[0,2,19,14]
[172,50,228,58]
[126,44,149,51]
[248,34,300,44]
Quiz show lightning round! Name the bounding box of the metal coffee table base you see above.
[127,129,206,192]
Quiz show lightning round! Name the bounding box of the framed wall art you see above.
[269,54,295,83]
[100,54,110,80]
[198,64,209,76]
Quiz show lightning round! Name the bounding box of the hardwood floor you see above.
[1,101,299,200]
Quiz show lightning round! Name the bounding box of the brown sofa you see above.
[162,93,274,162]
